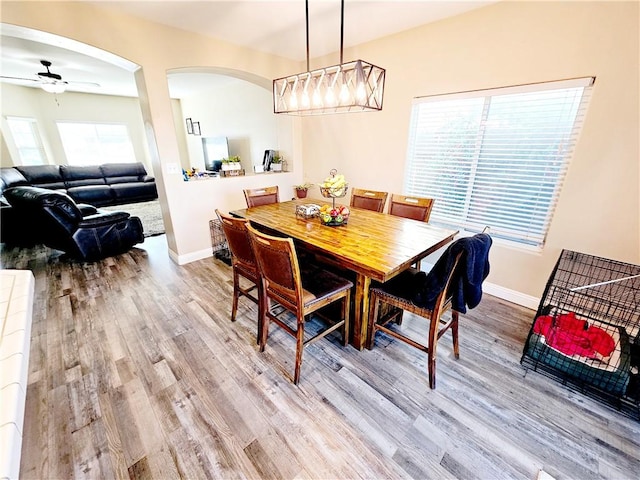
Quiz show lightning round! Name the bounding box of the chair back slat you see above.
[217,210,257,272]
[247,224,302,309]
[244,186,279,208]
[350,188,388,213]
[388,194,434,222]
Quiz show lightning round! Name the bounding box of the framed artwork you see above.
[193,121,201,136]
[186,118,193,134]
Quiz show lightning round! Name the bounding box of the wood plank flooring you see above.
[2,235,639,480]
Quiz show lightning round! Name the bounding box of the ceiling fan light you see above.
[41,82,66,94]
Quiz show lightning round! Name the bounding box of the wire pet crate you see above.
[521,249,640,419]
[209,218,231,266]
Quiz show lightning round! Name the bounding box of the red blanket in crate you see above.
[533,312,616,359]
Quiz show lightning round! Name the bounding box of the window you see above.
[57,122,136,166]
[405,77,594,248]
[6,117,47,165]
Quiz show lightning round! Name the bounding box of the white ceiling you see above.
[1,1,497,97]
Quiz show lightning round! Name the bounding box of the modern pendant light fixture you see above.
[273,0,386,115]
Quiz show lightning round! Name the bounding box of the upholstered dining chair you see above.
[246,223,353,385]
[366,233,492,389]
[216,209,261,341]
[388,194,435,222]
[388,193,435,269]
[349,188,388,213]
[243,186,279,208]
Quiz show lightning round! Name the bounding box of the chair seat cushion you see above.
[373,267,422,301]
[300,265,353,305]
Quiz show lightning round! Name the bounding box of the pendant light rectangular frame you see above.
[273,59,385,115]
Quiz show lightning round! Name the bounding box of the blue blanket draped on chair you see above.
[412,233,492,313]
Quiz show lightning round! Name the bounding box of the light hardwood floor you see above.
[2,235,638,480]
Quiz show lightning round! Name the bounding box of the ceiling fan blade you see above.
[0,75,39,83]
[67,80,102,88]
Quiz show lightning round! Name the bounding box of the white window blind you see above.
[57,122,136,166]
[405,77,594,248]
[6,117,47,165]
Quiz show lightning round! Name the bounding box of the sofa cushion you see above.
[101,162,148,181]
[60,165,106,187]
[110,182,158,201]
[0,168,29,195]
[106,175,142,185]
[66,185,114,207]
[14,165,65,190]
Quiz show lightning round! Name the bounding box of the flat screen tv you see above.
[202,136,229,171]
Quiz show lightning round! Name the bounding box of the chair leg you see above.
[428,352,436,389]
[259,289,269,353]
[293,318,305,385]
[452,310,460,359]
[231,269,240,322]
[255,282,262,345]
[427,312,439,389]
[342,291,351,347]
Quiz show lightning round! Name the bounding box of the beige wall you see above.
[179,79,280,173]
[1,84,151,169]
[2,1,639,304]
[302,1,640,301]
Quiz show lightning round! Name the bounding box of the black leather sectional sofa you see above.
[0,162,157,207]
[0,162,157,251]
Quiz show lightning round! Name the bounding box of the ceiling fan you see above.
[0,59,101,93]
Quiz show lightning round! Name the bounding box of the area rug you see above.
[102,200,165,237]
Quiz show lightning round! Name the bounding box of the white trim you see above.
[483,280,539,311]
[413,76,595,103]
[169,247,213,265]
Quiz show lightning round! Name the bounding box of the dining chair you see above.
[243,186,279,208]
[388,194,435,222]
[388,193,435,269]
[246,223,353,385]
[216,209,262,341]
[349,188,388,213]
[366,233,492,389]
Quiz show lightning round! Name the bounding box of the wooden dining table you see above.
[231,200,458,350]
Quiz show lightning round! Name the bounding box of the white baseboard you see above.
[483,280,539,310]
[169,247,213,265]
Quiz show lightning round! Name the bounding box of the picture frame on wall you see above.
[186,118,193,134]
[193,122,201,136]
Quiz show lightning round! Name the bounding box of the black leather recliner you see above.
[4,186,144,261]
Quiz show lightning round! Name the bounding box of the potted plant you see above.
[294,182,314,199]
[270,155,283,171]
[221,155,241,171]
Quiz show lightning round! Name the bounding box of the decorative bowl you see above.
[320,184,349,199]
[319,205,350,226]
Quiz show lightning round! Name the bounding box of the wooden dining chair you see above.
[388,194,435,222]
[388,193,435,269]
[349,188,388,213]
[366,233,492,389]
[246,223,353,385]
[216,209,262,341]
[243,186,279,208]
